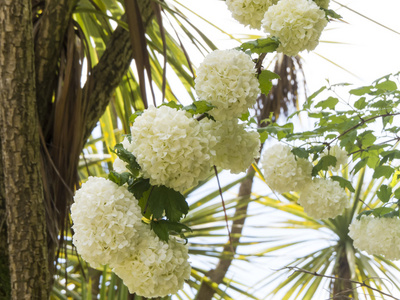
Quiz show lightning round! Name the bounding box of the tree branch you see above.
[34,0,76,126]
[83,1,154,141]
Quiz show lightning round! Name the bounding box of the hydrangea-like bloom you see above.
[71,177,143,268]
[113,230,191,298]
[321,145,348,171]
[113,138,135,174]
[349,216,400,260]
[226,0,279,29]
[195,50,260,121]
[261,0,328,56]
[261,144,312,193]
[131,106,214,193]
[314,0,330,9]
[206,119,260,174]
[298,178,349,219]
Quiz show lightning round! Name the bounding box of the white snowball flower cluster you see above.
[321,145,348,171]
[71,177,143,268]
[205,119,260,174]
[314,0,330,9]
[195,49,260,121]
[261,144,312,193]
[261,0,328,56]
[131,106,215,193]
[226,0,278,30]
[113,233,191,297]
[349,215,400,260]
[298,178,349,219]
[113,137,135,174]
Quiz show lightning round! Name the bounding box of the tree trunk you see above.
[0,0,49,298]
[332,245,354,299]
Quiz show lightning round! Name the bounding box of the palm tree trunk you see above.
[0,0,49,298]
[332,246,354,299]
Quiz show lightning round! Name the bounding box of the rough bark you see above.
[0,0,49,298]
[0,141,10,300]
[332,244,354,299]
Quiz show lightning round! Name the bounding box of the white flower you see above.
[321,145,348,171]
[314,0,329,9]
[205,119,260,174]
[113,138,135,173]
[195,49,260,121]
[226,0,279,29]
[298,178,349,219]
[131,106,215,193]
[261,144,312,193]
[349,215,400,260]
[261,0,328,56]
[71,177,143,268]
[113,230,191,298]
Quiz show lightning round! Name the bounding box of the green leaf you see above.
[349,86,373,96]
[315,97,339,110]
[160,101,183,110]
[128,177,151,200]
[183,100,215,115]
[108,171,130,186]
[112,143,141,176]
[291,147,309,159]
[394,188,400,200]
[258,70,280,95]
[258,123,293,141]
[357,131,376,148]
[324,8,342,19]
[376,80,397,91]
[330,176,355,192]
[351,158,368,174]
[238,37,280,54]
[372,207,395,217]
[373,165,394,179]
[259,131,268,143]
[304,86,326,109]
[151,220,191,242]
[129,110,144,123]
[377,185,392,203]
[312,155,337,176]
[354,97,367,109]
[148,186,189,222]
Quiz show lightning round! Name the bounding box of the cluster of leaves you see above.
[261,73,400,218]
[109,101,217,242]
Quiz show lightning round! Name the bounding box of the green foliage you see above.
[258,70,280,95]
[237,37,280,54]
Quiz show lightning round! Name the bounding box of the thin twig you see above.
[213,166,234,254]
[285,266,400,300]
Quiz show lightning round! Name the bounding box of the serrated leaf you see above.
[351,158,368,174]
[357,131,376,148]
[151,220,192,242]
[354,97,367,110]
[377,184,392,203]
[373,165,394,179]
[108,171,130,186]
[356,210,374,220]
[372,207,395,217]
[315,97,339,110]
[160,101,183,110]
[239,37,280,54]
[258,70,280,95]
[324,8,342,19]
[330,176,355,192]
[112,143,141,176]
[183,100,215,115]
[376,80,397,91]
[304,86,326,109]
[349,86,373,96]
[291,147,309,159]
[312,155,337,176]
[148,186,188,222]
[259,131,268,143]
[128,177,151,200]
